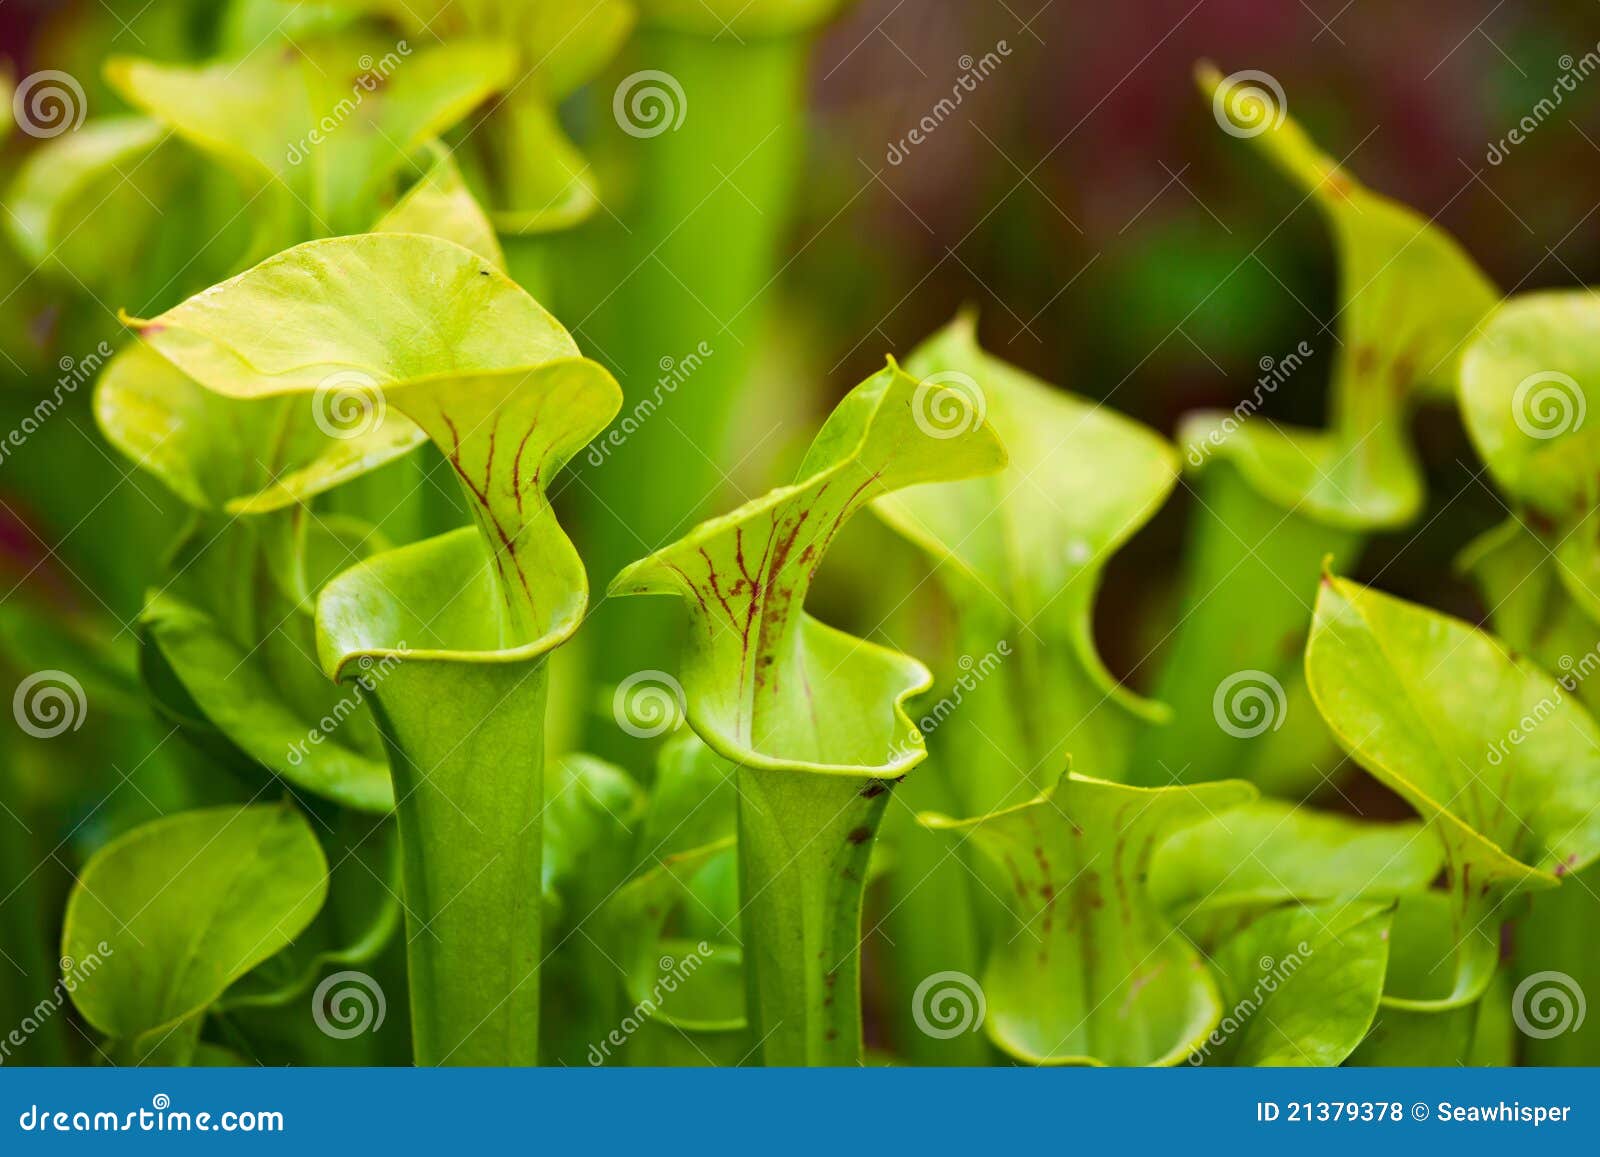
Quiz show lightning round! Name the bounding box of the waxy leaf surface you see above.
[62,803,327,1058]
[1202,901,1392,1066]
[922,772,1255,1066]
[331,0,633,230]
[107,37,515,238]
[1459,517,1600,1063]
[1460,292,1600,518]
[4,117,165,276]
[137,512,395,811]
[1459,292,1600,618]
[126,230,612,655]
[612,360,1003,1065]
[605,838,745,1034]
[129,229,620,1064]
[612,358,1006,776]
[1306,574,1600,1007]
[1151,800,1441,913]
[95,163,516,812]
[98,151,499,517]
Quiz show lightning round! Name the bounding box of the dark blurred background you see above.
[794,0,1600,676]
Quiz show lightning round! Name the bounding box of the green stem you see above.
[937,599,1150,807]
[735,765,888,1066]
[366,660,548,1066]
[876,763,990,1065]
[1515,864,1600,1063]
[1135,462,1362,789]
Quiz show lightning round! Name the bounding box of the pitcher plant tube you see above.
[610,360,1007,1064]
[121,230,622,1064]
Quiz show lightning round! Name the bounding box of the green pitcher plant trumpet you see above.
[93,152,505,817]
[120,229,622,1064]
[611,360,1007,1064]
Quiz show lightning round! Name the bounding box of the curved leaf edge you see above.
[874,312,1176,726]
[1305,570,1572,896]
[60,802,330,1044]
[920,769,1259,1066]
[609,355,998,778]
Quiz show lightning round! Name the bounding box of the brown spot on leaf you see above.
[1352,344,1379,379]
[1391,351,1417,391]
